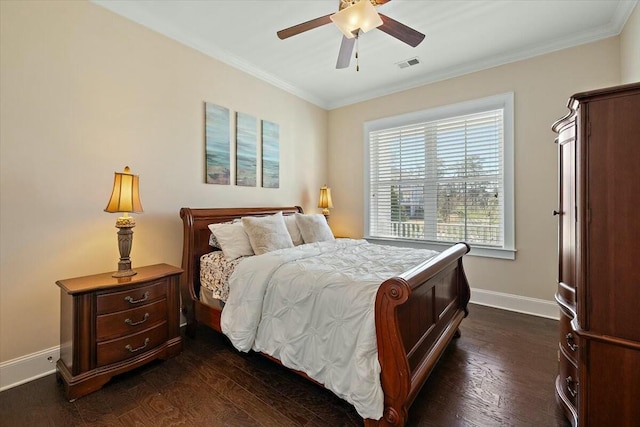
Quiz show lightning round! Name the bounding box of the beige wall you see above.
[327,38,620,302]
[621,3,640,83]
[0,0,635,367]
[0,1,328,362]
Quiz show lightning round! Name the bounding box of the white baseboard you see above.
[0,346,59,392]
[0,294,556,393]
[470,287,559,320]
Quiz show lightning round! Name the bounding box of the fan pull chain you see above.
[355,33,360,72]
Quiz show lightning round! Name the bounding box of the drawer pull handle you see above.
[124,291,150,305]
[565,332,578,351]
[553,210,561,216]
[125,313,149,326]
[565,376,577,398]
[125,338,150,353]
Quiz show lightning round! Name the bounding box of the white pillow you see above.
[208,222,254,260]
[283,214,304,245]
[295,213,335,243]
[242,212,294,255]
[208,220,232,248]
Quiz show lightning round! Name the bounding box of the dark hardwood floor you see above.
[0,304,570,426]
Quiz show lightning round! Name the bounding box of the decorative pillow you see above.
[208,221,232,248]
[208,218,242,248]
[208,222,254,260]
[295,213,335,243]
[242,212,294,255]
[283,214,304,246]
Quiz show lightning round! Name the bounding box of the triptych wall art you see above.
[205,102,280,188]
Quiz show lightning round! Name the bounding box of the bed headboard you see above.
[179,206,303,315]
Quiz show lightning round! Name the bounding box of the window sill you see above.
[365,237,516,260]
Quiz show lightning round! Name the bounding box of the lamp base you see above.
[112,221,137,278]
[321,208,330,223]
[113,258,137,278]
[112,268,137,278]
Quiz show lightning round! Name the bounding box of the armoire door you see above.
[557,120,577,304]
[583,94,640,341]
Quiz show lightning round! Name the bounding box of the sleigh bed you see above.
[180,206,471,426]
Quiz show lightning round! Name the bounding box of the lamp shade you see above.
[318,185,334,209]
[105,166,143,213]
[330,0,383,38]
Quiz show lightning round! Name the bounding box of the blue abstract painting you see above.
[262,120,279,188]
[205,103,230,185]
[236,112,257,187]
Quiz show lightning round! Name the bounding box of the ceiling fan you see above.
[277,0,425,70]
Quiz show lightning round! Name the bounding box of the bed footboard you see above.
[367,243,471,426]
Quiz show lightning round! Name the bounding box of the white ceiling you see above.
[93,0,637,110]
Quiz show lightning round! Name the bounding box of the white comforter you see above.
[220,239,438,420]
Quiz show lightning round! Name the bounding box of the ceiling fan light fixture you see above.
[330,0,383,39]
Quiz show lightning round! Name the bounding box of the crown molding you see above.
[326,1,638,109]
[92,0,331,109]
[93,0,638,111]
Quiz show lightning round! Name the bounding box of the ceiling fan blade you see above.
[336,36,356,69]
[374,0,392,4]
[277,14,333,40]
[378,13,425,47]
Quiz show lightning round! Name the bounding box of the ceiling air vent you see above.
[396,57,421,69]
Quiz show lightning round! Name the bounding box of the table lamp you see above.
[104,166,143,277]
[318,185,334,222]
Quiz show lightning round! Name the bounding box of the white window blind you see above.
[365,93,514,257]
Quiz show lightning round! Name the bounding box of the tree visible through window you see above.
[365,93,514,256]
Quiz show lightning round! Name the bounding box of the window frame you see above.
[363,92,515,260]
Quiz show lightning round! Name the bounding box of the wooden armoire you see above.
[552,82,640,427]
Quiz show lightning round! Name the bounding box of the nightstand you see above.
[55,263,183,400]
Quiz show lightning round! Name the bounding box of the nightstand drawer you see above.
[97,280,167,314]
[96,299,167,341]
[96,322,168,367]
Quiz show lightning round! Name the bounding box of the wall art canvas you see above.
[261,120,280,188]
[236,112,257,187]
[205,103,230,184]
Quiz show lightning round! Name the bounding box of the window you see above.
[364,93,514,259]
